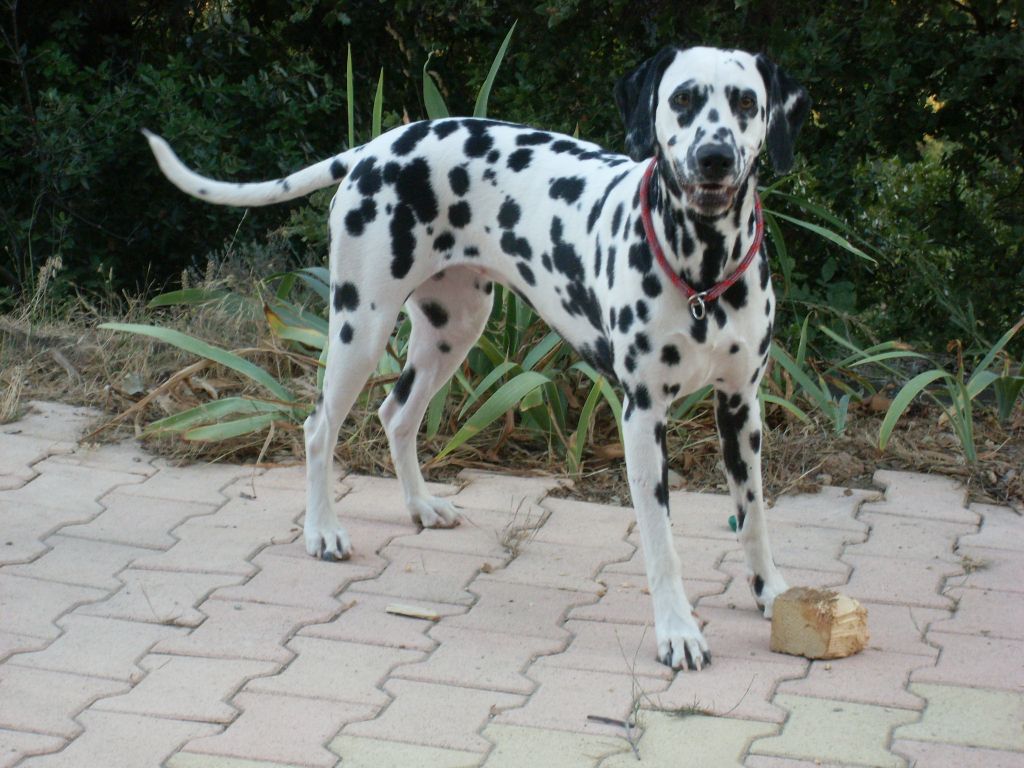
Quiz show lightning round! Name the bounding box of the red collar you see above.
[639,157,764,320]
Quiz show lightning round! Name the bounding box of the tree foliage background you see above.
[2,0,1021,352]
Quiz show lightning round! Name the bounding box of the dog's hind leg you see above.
[378,268,493,528]
[304,289,403,561]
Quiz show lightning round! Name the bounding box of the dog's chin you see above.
[683,183,737,217]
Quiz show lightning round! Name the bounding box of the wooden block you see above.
[770,587,869,660]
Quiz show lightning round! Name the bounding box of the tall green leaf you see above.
[878,369,948,450]
[422,53,449,119]
[372,68,385,138]
[473,22,517,118]
[346,44,355,147]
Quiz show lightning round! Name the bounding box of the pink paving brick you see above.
[777,649,935,709]
[357,544,503,605]
[477,540,631,593]
[77,568,243,627]
[912,631,1024,692]
[392,624,563,694]
[722,519,858,573]
[531,496,635,546]
[0,729,65,768]
[932,586,1024,640]
[129,523,268,578]
[493,660,669,736]
[664,489,737,540]
[0,458,144,514]
[388,509,516,559]
[0,500,99,566]
[298,590,468,652]
[957,545,1024,593]
[0,632,48,663]
[608,534,734,583]
[247,635,424,706]
[9,613,185,681]
[757,486,876,532]
[58,491,219,550]
[153,598,335,663]
[569,580,724,625]
[698,562,846,612]
[7,401,97,442]
[335,473,459,526]
[94,654,278,723]
[858,602,947,657]
[0,573,107,641]
[4,535,152,590]
[845,511,973,560]
[868,469,976,524]
[544,619,673,681]
[47,441,157,478]
[344,678,525,752]
[0,666,127,738]
[843,553,962,609]
[453,469,565,511]
[0,433,74,491]
[653,652,808,724]
[697,605,787,664]
[444,580,588,640]
[19,711,219,768]
[182,691,377,767]
[958,502,1024,551]
[892,739,1024,768]
[117,460,253,504]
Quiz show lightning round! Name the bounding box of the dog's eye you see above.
[671,92,691,108]
[739,95,756,110]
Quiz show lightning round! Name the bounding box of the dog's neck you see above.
[648,155,760,293]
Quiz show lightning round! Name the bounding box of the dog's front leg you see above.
[624,400,710,671]
[713,387,788,616]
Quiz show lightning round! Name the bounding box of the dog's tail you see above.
[142,129,352,207]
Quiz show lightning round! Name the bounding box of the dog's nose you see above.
[696,145,735,181]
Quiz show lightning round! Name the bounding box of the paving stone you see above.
[0,458,144,513]
[568,581,724,626]
[153,599,334,664]
[119,460,255,504]
[601,711,778,767]
[59,490,219,550]
[608,534,734,584]
[9,613,186,681]
[47,440,157,477]
[843,553,961,609]
[169,754,314,768]
[544,620,673,682]
[761,486,877,533]
[211,543,380,611]
[393,625,563,694]
[0,632,48,663]
[0,573,107,640]
[95,654,278,723]
[958,502,1024,551]
[745,757,844,768]
[19,710,220,768]
[857,603,948,657]
[0,433,74,490]
[956,545,1024,593]
[77,568,243,627]
[330,734,481,768]
[845,511,972,561]
[911,631,1024,691]
[481,724,624,767]
[721,520,858,573]
[867,469,975,524]
[247,635,423,706]
[445,580,588,640]
[336,474,459,526]
[0,666,127,738]
[698,563,846,613]
[0,729,65,768]
[892,739,1024,768]
[5,535,151,590]
[130,524,266,578]
[478,540,631,593]
[344,678,525,753]
[357,544,502,605]
[453,469,564,511]
[183,691,376,767]
[0,499,100,566]
[493,661,669,736]
[649,653,808,724]
[388,510,515,559]
[777,650,934,709]
[7,401,99,441]
[932,586,1024,639]
[299,590,467,652]
[749,693,918,767]
[532,497,635,547]
[896,683,1024,751]
[663,490,737,540]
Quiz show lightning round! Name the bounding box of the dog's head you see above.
[615,46,810,216]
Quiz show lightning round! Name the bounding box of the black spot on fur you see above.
[753,574,765,596]
[730,344,740,354]
[330,159,348,180]
[344,198,378,236]
[661,345,680,366]
[517,262,536,285]
[333,282,360,312]
[611,203,624,236]
[749,429,761,453]
[722,278,748,311]
[634,383,651,410]
[715,391,750,485]
[634,332,650,354]
[551,139,582,154]
[392,121,431,156]
[549,176,586,204]
[628,242,653,274]
[448,201,471,228]
[438,341,452,353]
[395,158,438,224]
[393,367,416,405]
[487,149,501,164]
[635,300,648,323]
[434,231,455,252]
[449,166,470,196]
[339,323,354,344]
[463,123,494,157]
[389,203,416,278]
[501,231,532,261]
[642,275,662,298]
[498,199,521,229]
[517,131,552,146]
[433,121,460,139]
[507,148,533,172]
[421,301,449,328]
[618,305,634,333]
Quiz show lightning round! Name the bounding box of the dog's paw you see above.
[304,522,352,562]
[751,571,789,619]
[657,612,711,671]
[409,495,460,529]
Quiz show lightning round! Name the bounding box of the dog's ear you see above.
[614,47,678,161]
[756,55,811,174]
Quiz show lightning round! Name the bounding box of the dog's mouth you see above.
[683,183,738,214]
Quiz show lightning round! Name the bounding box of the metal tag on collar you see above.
[688,293,708,321]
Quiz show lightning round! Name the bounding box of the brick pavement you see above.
[1,401,1022,767]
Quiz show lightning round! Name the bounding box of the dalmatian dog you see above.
[144,45,809,671]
